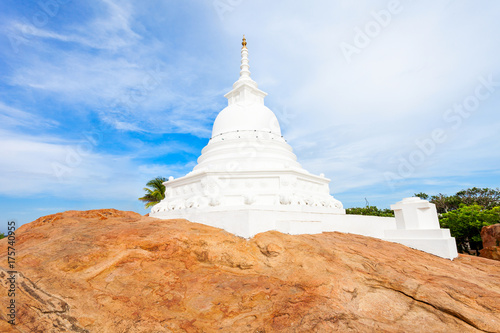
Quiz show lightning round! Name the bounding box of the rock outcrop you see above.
[480,223,500,260]
[1,209,499,332]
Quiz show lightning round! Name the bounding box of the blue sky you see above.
[1,0,500,233]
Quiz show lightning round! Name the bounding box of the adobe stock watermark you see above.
[273,104,295,126]
[6,219,17,325]
[51,129,103,182]
[109,63,164,114]
[213,0,245,21]
[51,63,164,181]
[384,74,499,189]
[340,0,404,64]
[8,0,72,54]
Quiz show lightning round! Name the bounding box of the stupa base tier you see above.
[150,205,347,238]
[150,207,457,259]
[153,169,344,213]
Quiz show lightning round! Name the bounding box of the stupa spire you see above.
[227,35,265,103]
[239,35,251,80]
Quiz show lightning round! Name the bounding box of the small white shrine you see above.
[151,37,458,259]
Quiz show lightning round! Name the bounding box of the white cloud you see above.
[7,0,140,51]
[0,101,59,128]
[0,129,190,201]
[3,0,223,136]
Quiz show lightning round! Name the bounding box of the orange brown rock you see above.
[481,223,500,248]
[1,209,499,332]
[480,224,500,261]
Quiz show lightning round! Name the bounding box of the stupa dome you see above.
[211,102,281,138]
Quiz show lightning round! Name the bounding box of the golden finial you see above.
[242,35,247,49]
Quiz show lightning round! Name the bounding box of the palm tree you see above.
[139,176,167,208]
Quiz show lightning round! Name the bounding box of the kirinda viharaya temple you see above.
[151,36,458,259]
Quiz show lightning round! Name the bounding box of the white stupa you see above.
[151,36,458,260]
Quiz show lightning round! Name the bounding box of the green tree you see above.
[414,187,500,214]
[346,206,394,217]
[139,176,167,208]
[0,233,4,239]
[440,204,499,255]
[429,193,462,214]
[414,192,429,200]
[456,187,500,209]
